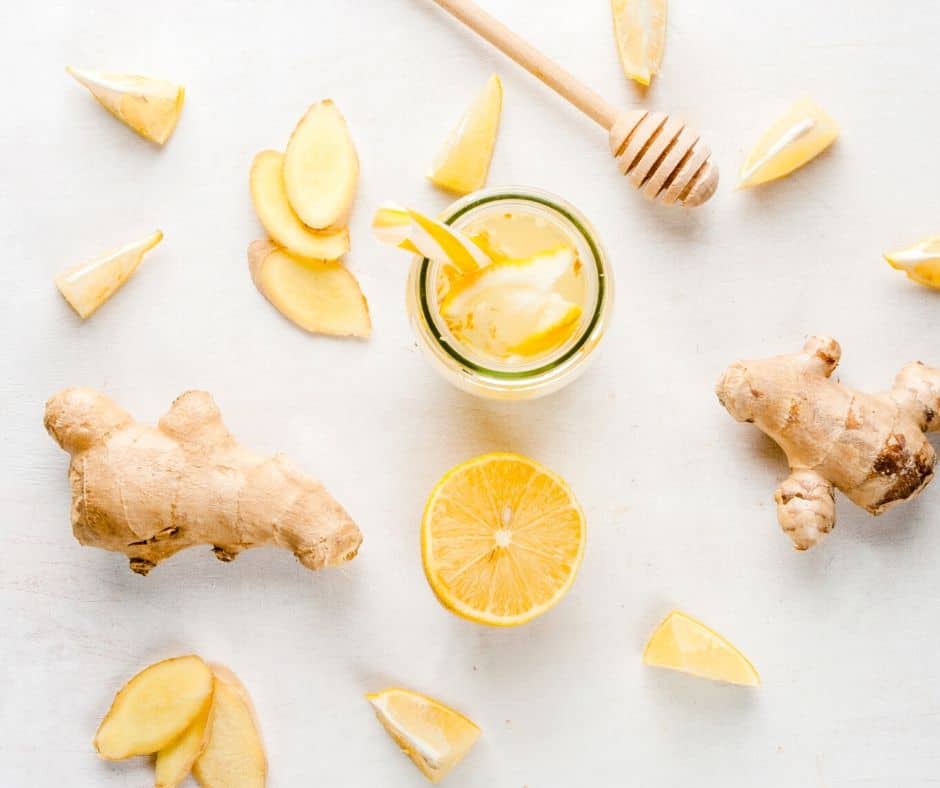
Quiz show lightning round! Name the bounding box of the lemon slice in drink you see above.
[440,246,583,358]
[884,237,940,290]
[643,611,760,686]
[422,453,586,627]
[366,688,480,784]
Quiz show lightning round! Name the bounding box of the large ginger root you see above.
[44,388,362,574]
[716,336,940,550]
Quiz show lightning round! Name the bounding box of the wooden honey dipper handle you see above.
[429,0,719,206]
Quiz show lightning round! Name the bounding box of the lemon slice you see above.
[643,611,760,686]
[422,452,586,627]
[367,688,480,785]
[884,237,940,290]
[373,203,492,275]
[440,246,582,358]
[611,0,667,86]
[738,97,839,188]
[428,74,503,195]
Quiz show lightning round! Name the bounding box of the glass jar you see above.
[406,187,613,400]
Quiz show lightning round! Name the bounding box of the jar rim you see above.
[415,187,611,383]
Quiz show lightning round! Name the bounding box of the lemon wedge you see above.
[884,237,940,290]
[428,75,503,195]
[611,0,667,86]
[373,203,492,275]
[643,611,760,686]
[366,688,480,784]
[422,452,586,627]
[737,97,839,188]
[440,246,582,358]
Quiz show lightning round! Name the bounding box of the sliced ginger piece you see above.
[250,150,349,260]
[643,611,760,686]
[95,655,214,760]
[884,237,940,290]
[193,666,266,788]
[737,97,839,188]
[67,67,184,144]
[155,700,214,788]
[611,0,668,86]
[248,241,371,338]
[284,100,359,230]
[428,74,503,195]
[56,230,162,319]
[367,688,480,784]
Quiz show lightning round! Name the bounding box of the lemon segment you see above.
[738,97,839,188]
[884,237,940,290]
[440,246,583,358]
[643,611,760,686]
[611,0,667,86]
[422,452,586,627]
[366,688,480,784]
[428,75,503,195]
[373,203,493,274]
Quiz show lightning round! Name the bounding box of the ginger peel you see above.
[716,336,940,550]
[44,388,362,574]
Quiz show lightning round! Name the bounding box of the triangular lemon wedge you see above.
[737,97,839,188]
[440,247,582,358]
[643,610,760,686]
[884,237,940,290]
[366,688,480,784]
[66,67,184,144]
[428,75,503,195]
[611,0,667,86]
[56,231,163,319]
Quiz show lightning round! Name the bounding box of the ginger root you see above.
[716,336,940,550]
[44,388,362,574]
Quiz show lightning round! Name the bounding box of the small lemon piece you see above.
[611,0,667,86]
[738,97,839,188]
[440,246,582,358]
[428,75,503,195]
[884,237,940,290]
[643,611,760,686]
[67,67,184,144]
[366,688,480,785]
[422,452,586,627]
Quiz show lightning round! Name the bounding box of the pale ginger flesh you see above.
[44,388,362,575]
[717,336,940,550]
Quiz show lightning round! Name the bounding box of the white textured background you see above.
[2,1,939,785]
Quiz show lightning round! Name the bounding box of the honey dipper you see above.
[430,0,719,206]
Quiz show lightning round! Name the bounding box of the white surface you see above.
[2,1,939,785]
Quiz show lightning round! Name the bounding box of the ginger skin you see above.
[44,388,362,574]
[716,337,940,550]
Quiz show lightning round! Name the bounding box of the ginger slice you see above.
[250,150,350,261]
[66,67,184,144]
[193,667,266,788]
[248,240,371,338]
[55,230,162,319]
[95,656,213,760]
[155,700,214,788]
[428,74,503,195]
[283,100,359,229]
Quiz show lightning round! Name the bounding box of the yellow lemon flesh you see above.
[366,688,480,784]
[428,74,503,195]
[611,0,667,86]
[738,96,839,188]
[884,237,940,290]
[643,611,760,686]
[422,453,586,627]
[439,247,583,359]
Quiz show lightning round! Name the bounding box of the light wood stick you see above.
[430,0,619,130]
